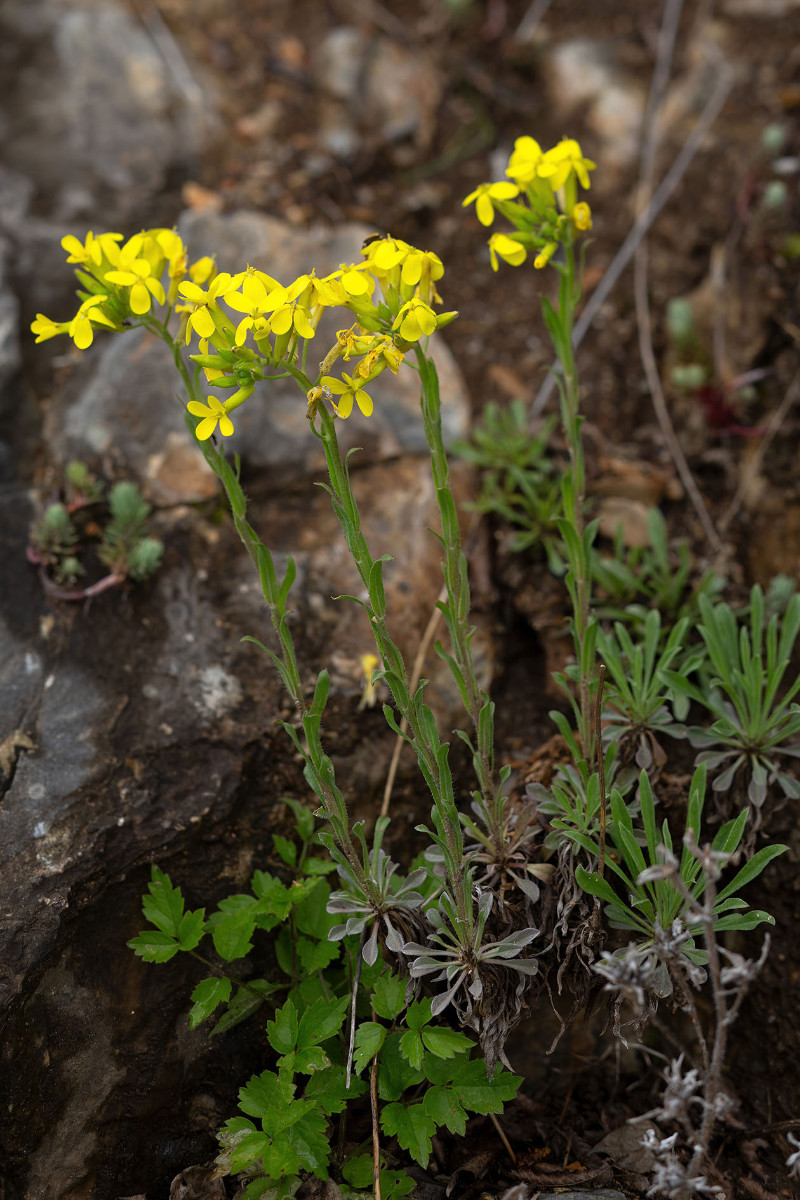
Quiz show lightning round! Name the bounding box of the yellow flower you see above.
[224,270,282,345]
[462,181,520,227]
[189,256,217,285]
[334,263,372,298]
[320,372,373,419]
[362,236,409,273]
[538,138,595,191]
[178,273,237,342]
[392,300,437,342]
[358,652,381,709]
[187,395,235,440]
[505,136,544,186]
[61,231,123,268]
[68,295,116,349]
[31,313,67,343]
[104,232,166,315]
[488,233,527,271]
[572,202,592,231]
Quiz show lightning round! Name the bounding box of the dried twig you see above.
[633,1,725,556]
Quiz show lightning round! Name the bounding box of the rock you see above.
[0,238,21,402]
[0,0,214,224]
[314,26,442,160]
[543,39,645,172]
[50,211,469,493]
[596,496,654,548]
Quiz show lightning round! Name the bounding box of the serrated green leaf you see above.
[449,1059,522,1113]
[424,1084,467,1135]
[342,1153,374,1188]
[421,1027,473,1059]
[281,796,315,842]
[267,999,299,1056]
[371,972,407,1020]
[238,1071,296,1125]
[189,976,232,1029]
[178,908,205,951]
[381,1102,435,1167]
[293,880,337,940]
[404,998,432,1031]
[229,1129,271,1173]
[353,1021,386,1074]
[297,995,350,1051]
[293,1046,330,1074]
[141,867,185,936]
[212,909,256,962]
[301,857,338,876]
[297,936,340,973]
[260,1135,302,1181]
[378,1032,424,1101]
[306,1065,366,1115]
[287,1107,330,1179]
[273,835,297,867]
[127,930,180,963]
[399,1029,424,1070]
[211,980,280,1036]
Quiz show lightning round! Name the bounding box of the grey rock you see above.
[543,39,645,172]
[0,238,21,403]
[314,26,441,158]
[0,0,214,223]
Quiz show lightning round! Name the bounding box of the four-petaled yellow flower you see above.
[31,313,67,344]
[224,270,281,345]
[488,233,527,271]
[538,138,595,191]
[462,181,520,227]
[505,136,544,186]
[187,395,235,440]
[104,233,166,315]
[68,295,116,349]
[392,299,437,342]
[320,372,373,419]
[61,230,123,268]
[260,277,317,339]
[178,273,237,342]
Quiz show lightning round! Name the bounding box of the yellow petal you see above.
[191,307,216,338]
[195,416,217,440]
[129,282,151,315]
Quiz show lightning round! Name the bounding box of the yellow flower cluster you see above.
[31,230,457,438]
[463,136,595,272]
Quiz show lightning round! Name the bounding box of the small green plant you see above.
[665,584,800,809]
[576,766,785,997]
[453,400,563,568]
[28,467,163,598]
[34,131,794,1199]
[98,481,164,582]
[30,502,83,585]
[590,507,723,632]
[597,610,692,771]
[129,807,521,1198]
